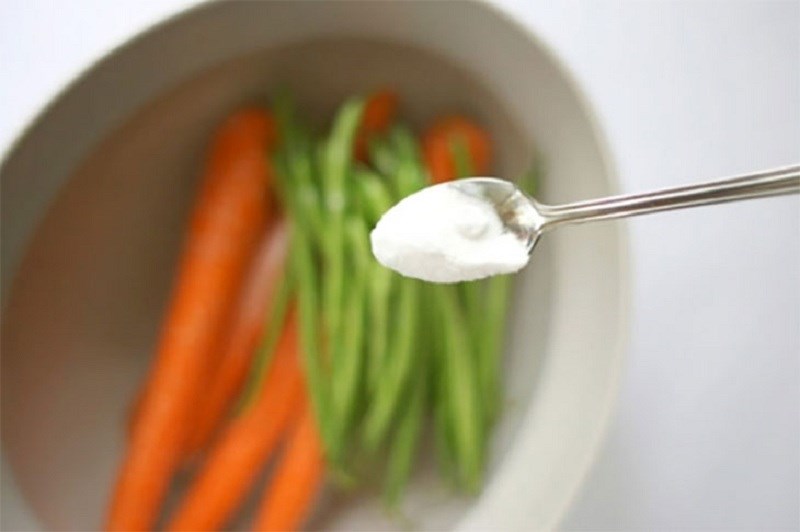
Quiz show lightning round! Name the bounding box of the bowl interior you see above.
[1,2,626,531]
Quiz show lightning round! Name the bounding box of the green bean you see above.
[449,139,502,428]
[383,357,425,507]
[388,127,427,197]
[461,281,484,363]
[353,168,394,223]
[270,152,298,213]
[273,97,335,457]
[389,126,421,164]
[372,132,486,486]
[361,132,432,449]
[291,152,326,237]
[351,170,397,392]
[362,277,418,450]
[419,285,457,487]
[436,284,483,492]
[272,96,324,236]
[478,159,540,425]
[320,100,365,378]
[268,92,541,499]
[520,153,542,197]
[477,275,509,426]
[450,141,479,288]
[367,126,426,199]
[291,227,334,452]
[364,265,392,390]
[329,217,370,460]
[324,99,365,204]
[367,135,400,179]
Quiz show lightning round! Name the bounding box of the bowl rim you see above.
[0,1,630,529]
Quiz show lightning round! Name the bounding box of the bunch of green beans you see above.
[257,92,539,506]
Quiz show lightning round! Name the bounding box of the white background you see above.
[2,1,798,530]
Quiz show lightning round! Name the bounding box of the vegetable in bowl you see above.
[106,89,539,531]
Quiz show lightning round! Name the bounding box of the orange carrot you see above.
[355,90,399,160]
[252,405,325,532]
[124,384,144,438]
[422,116,491,183]
[182,220,291,460]
[105,109,275,531]
[166,310,304,531]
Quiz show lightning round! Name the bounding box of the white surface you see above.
[1,1,798,530]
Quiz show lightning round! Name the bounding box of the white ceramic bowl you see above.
[0,2,628,530]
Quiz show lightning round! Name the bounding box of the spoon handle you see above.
[537,164,800,230]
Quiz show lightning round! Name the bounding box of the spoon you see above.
[451,164,800,254]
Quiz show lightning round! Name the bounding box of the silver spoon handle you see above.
[537,164,800,231]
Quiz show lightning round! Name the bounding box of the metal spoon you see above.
[450,164,800,253]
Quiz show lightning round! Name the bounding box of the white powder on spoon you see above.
[370,183,530,283]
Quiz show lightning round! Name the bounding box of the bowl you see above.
[0,1,628,529]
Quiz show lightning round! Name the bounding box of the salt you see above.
[370,183,530,283]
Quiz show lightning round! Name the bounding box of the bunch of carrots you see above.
[105,89,538,531]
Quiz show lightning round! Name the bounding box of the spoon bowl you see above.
[449,178,543,253]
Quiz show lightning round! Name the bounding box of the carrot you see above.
[422,116,491,183]
[182,220,290,460]
[105,108,275,531]
[355,90,399,160]
[166,310,304,531]
[252,405,325,532]
[124,384,144,437]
